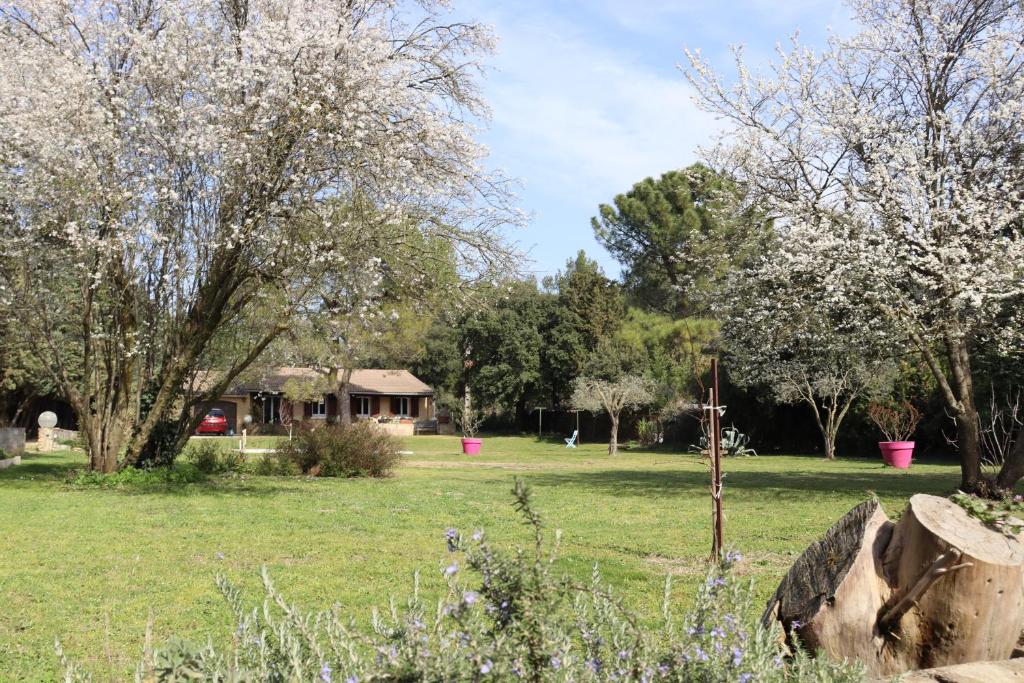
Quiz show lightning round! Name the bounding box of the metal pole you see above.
[710,357,723,560]
[538,407,543,438]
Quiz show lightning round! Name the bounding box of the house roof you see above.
[221,367,433,397]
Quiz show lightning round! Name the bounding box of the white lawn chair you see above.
[564,430,578,448]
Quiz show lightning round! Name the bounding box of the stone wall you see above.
[0,427,26,455]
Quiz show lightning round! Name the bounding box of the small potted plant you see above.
[456,405,484,455]
[867,400,922,469]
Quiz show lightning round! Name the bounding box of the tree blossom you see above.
[0,0,519,471]
[687,0,1024,490]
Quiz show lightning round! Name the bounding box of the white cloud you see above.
[477,3,720,205]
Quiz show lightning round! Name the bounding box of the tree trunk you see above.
[764,495,1024,678]
[956,397,983,492]
[996,423,1024,490]
[337,368,353,426]
[608,412,619,455]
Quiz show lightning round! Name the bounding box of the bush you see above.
[275,422,401,477]
[60,481,863,682]
[183,440,242,474]
[636,418,663,447]
[69,465,205,489]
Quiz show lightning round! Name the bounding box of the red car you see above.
[196,408,228,436]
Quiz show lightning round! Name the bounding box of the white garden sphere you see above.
[37,411,58,429]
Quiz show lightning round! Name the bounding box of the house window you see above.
[357,396,371,417]
[261,395,281,424]
[310,398,326,419]
[397,397,410,416]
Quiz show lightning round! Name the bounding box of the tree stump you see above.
[869,658,1024,682]
[764,494,1024,677]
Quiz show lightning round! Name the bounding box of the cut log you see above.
[869,658,1024,682]
[764,494,1024,677]
[762,500,894,661]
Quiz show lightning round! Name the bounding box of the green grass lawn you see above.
[0,435,962,681]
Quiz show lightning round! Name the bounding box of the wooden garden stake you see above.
[708,357,724,560]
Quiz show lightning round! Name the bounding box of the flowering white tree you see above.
[570,375,655,455]
[688,0,1024,492]
[0,0,517,471]
[719,250,897,460]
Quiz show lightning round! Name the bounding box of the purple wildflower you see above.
[550,655,561,670]
[463,590,479,605]
[739,675,753,683]
[480,660,492,674]
[711,627,725,639]
[443,562,458,577]
[445,528,459,552]
[732,647,743,666]
[319,662,332,683]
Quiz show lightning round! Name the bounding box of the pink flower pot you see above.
[461,438,482,455]
[879,441,914,469]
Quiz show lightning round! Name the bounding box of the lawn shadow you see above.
[525,465,958,502]
[0,451,84,485]
[0,452,293,497]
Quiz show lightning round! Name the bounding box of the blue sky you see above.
[455,0,853,279]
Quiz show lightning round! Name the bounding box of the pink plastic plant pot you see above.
[461,438,483,455]
[879,441,914,469]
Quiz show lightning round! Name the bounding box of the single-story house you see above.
[194,367,435,435]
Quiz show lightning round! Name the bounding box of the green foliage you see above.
[69,464,205,489]
[461,279,547,414]
[950,492,1024,536]
[636,418,663,447]
[183,440,243,474]
[275,422,401,477]
[618,310,718,400]
[593,164,768,316]
[692,426,758,458]
[59,481,863,682]
[545,250,625,347]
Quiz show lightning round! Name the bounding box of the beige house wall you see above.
[199,393,432,433]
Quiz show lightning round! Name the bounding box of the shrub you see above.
[60,481,863,682]
[69,465,205,489]
[183,440,242,474]
[690,425,758,457]
[275,421,401,477]
[636,417,663,447]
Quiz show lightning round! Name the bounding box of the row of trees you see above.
[409,251,717,454]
